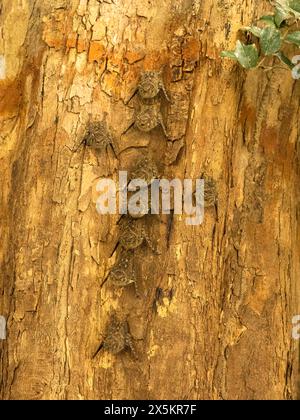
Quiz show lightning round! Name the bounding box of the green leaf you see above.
[220,51,238,60]
[286,31,300,46]
[259,15,277,27]
[234,41,259,69]
[289,0,300,13]
[221,41,259,69]
[243,26,262,38]
[275,51,294,69]
[274,8,289,27]
[260,27,282,55]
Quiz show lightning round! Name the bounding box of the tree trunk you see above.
[0,0,299,400]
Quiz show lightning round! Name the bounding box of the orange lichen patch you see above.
[66,33,78,50]
[101,71,122,98]
[123,68,140,85]
[88,42,106,63]
[107,50,125,74]
[1,47,45,121]
[43,17,66,50]
[0,79,22,118]
[43,12,73,51]
[143,50,168,70]
[44,35,65,50]
[124,50,145,65]
[182,37,200,63]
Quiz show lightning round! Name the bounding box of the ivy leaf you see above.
[259,15,277,27]
[275,51,294,69]
[234,41,259,68]
[260,27,282,55]
[289,0,300,13]
[220,51,238,60]
[286,31,300,46]
[221,41,259,69]
[243,26,262,38]
[274,8,289,27]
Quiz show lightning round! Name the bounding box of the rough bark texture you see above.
[0,0,299,400]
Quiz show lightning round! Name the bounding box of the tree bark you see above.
[0,0,299,400]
